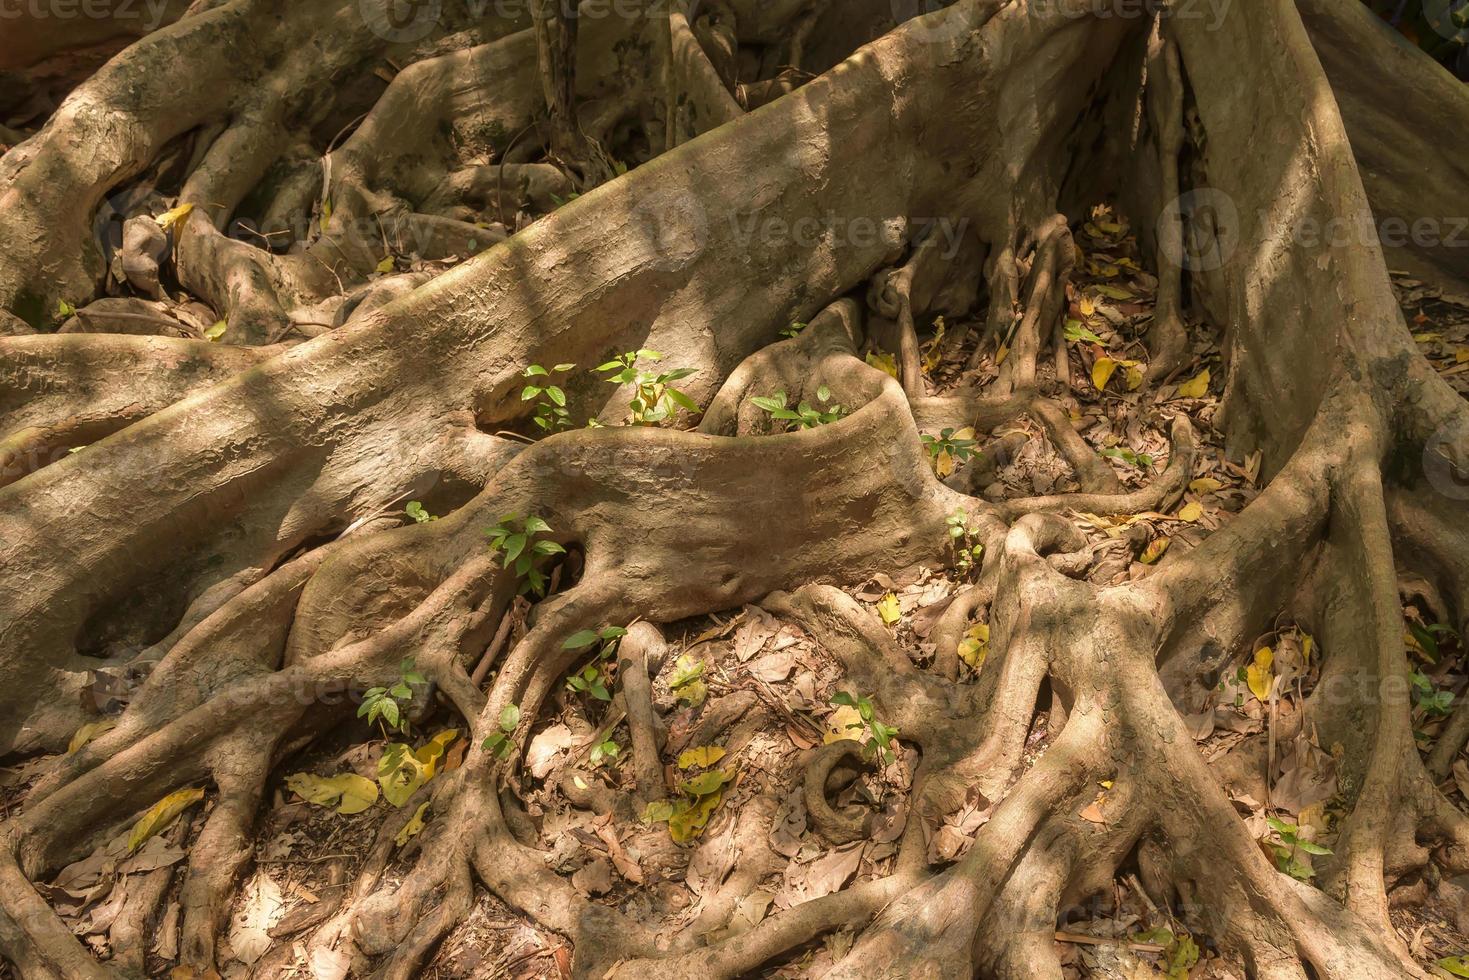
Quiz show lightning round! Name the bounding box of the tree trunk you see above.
[1,0,1468,977]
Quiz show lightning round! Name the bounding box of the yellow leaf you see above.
[921,317,947,375]
[413,729,458,778]
[127,787,205,854]
[1176,368,1210,399]
[1457,347,1469,363]
[286,772,379,814]
[824,705,864,744]
[379,753,426,809]
[1094,284,1133,301]
[155,202,194,231]
[668,788,723,843]
[876,592,902,625]
[395,802,430,846]
[1124,365,1144,391]
[1246,647,1274,703]
[1092,357,1118,392]
[1078,295,1097,317]
[375,255,395,274]
[865,350,898,379]
[1176,501,1203,523]
[1413,331,1442,342]
[203,320,227,342]
[1188,477,1223,494]
[678,745,727,770]
[67,719,116,754]
[1301,633,1315,666]
[1096,219,1124,234]
[957,623,989,669]
[995,342,1009,365]
[1140,536,1171,564]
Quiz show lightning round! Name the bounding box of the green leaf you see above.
[524,364,549,376]
[546,386,566,406]
[203,320,227,342]
[564,630,601,650]
[666,389,699,412]
[1437,956,1469,978]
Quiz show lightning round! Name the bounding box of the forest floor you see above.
[3,197,1468,980]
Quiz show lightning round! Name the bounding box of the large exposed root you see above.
[3,0,1469,976]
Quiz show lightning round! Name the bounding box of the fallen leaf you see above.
[67,719,116,754]
[1188,477,1223,494]
[824,705,864,744]
[1092,357,1118,391]
[876,593,902,625]
[1140,536,1171,564]
[285,772,378,815]
[395,802,429,846]
[678,745,727,770]
[413,729,458,778]
[1176,501,1203,523]
[1176,368,1210,399]
[1246,647,1275,703]
[155,202,194,231]
[203,320,227,342]
[127,787,205,854]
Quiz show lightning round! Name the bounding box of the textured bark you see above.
[2,0,1468,977]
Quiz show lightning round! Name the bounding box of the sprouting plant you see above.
[521,363,577,433]
[1265,815,1331,880]
[1100,446,1154,470]
[595,350,699,425]
[1408,618,1460,663]
[922,428,978,476]
[750,386,846,431]
[1411,671,1454,717]
[359,657,428,735]
[481,703,520,759]
[829,691,900,765]
[589,735,620,767]
[405,501,435,524]
[485,514,565,597]
[779,321,808,339]
[563,626,628,702]
[946,508,984,577]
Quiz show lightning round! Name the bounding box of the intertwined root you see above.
[4,0,1469,976]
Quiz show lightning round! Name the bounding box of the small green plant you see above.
[922,428,979,476]
[1100,446,1155,469]
[405,501,435,524]
[779,321,808,339]
[750,386,846,431]
[829,691,900,765]
[482,703,520,759]
[1408,618,1460,663]
[56,299,76,320]
[946,508,984,577]
[1265,815,1331,880]
[485,514,565,597]
[563,626,628,702]
[521,363,577,433]
[595,350,699,425]
[359,657,428,735]
[1411,670,1454,716]
[589,735,620,767]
